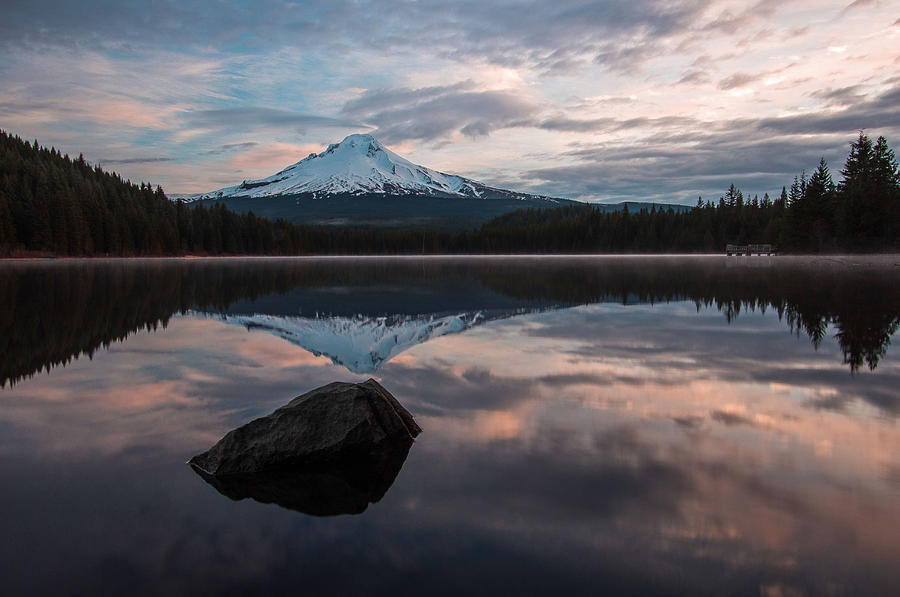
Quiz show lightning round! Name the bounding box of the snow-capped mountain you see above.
[184,133,557,202]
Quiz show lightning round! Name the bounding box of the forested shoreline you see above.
[1,129,897,256]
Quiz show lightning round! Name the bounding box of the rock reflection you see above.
[190,440,413,516]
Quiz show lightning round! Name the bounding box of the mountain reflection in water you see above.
[1,256,898,387]
[1,256,899,595]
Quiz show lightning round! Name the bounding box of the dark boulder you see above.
[188,379,420,516]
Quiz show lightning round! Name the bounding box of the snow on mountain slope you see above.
[187,133,550,201]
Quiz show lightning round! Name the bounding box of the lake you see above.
[1,256,899,596]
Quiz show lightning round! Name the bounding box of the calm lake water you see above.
[1,256,899,596]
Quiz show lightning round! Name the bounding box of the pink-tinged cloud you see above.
[841,0,878,16]
[2,0,899,202]
[229,142,323,174]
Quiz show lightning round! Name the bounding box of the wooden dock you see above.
[726,244,774,256]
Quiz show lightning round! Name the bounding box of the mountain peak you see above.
[200,132,483,198]
[338,133,380,146]
[190,133,561,202]
[323,133,385,158]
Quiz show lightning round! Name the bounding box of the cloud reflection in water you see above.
[0,258,899,595]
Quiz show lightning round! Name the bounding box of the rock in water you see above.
[188,379,421,516]
[190,378,421,475]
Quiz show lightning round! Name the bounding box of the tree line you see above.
[465,132,899,253]
[0,130,310,256]
[1,129,897,256]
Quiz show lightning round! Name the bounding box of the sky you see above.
[1,1,899,204]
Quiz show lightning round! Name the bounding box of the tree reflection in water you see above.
[1,256,897,386]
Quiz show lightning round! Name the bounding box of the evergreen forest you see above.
[0,129,897,256]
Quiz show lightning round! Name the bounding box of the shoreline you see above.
[2,253,899,263]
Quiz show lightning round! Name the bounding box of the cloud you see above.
[809,85,867,106]
[840,0,878,17]
[570,95,639,108]
[340,81,476,115]
[672,415,705,429]
[592,41,664,74]
[0,1,710,75]
[750,86,900,134]
[718,72,764,90]
[180,107,361,133]
[717,63,795,91]
[203,142,258,156]
[98,157,173,165]
[536,117,618,133]
[522,138,828,203]
[226,142,323,174]
[677,69,710,85]
[737,27,775,48]
[710,409,756,427]
[702,0,782,35]
[340,82,538,143]
[515,84,900,202]
[3,0,899,199]
[0,1,314,50]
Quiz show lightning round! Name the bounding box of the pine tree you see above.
[871,136,900,248]
[725,184,742,207]
[803,158,836,251]
[789,176,801,206]
[838,132,875,249]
